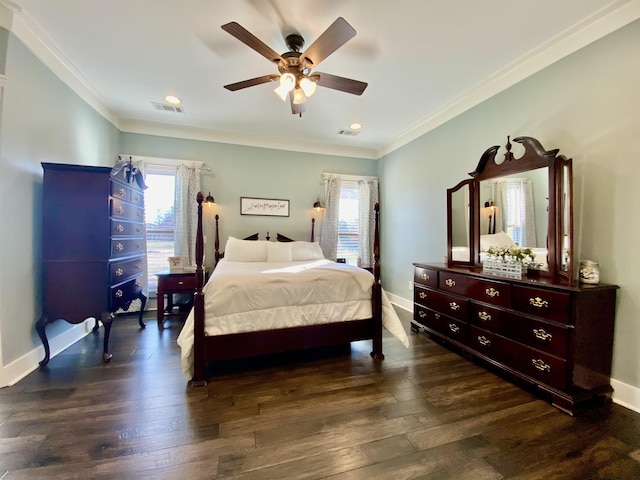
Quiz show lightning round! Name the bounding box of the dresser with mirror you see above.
[413,136,618,414]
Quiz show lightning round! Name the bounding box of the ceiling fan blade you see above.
[221,22,284,64]
[315,72,368,96]
[224,74,279,91]
[300,17,356,68]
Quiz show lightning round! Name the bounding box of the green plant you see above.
[486,245,536,266]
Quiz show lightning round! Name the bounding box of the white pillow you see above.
[480,231,517,252]
[291,241,325,261]
[224,237,268,262]
[267,242,293,262]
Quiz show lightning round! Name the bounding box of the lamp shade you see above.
[204,192,216,205]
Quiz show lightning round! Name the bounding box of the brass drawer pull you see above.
[485,287,499,298]
[419,310,427,318]
[134,194,140,202]
[531,358,551,372]
[421,273,429,281]
[135,263,142,269]
[478,335,491,347]
[178,281,184,285]
[449,302,460,311]
[419,292,427,299]
[434,313,440,319]
[478,311,492,322]
[115,289,123,298]
[135,281,141,288]
[445,278,456,287]
[448,323,460,333]
[116,206,125,214]
[118,187,125,197]
[533,328,553,342]
[116,243,124,251]
[116,224,124,233]
[529,297,549,309]
[137,211,143,217]
[115,268,123,277]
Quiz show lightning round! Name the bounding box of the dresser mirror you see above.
[447,136,574,283]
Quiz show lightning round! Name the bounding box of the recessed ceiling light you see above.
[349,122,362,130]
[164,95,182,105]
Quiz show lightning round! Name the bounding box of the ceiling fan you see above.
[221,17,368,117]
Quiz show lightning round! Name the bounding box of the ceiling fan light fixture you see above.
[292,87,307,105]
[274,73,296,101]
[299,76,317,97]
[274,83,290,102]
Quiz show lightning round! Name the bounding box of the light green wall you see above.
[379,19,640,389]
[0,33,119,366]
[120,133,378,268]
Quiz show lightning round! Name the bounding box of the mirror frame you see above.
[447,136,574,283]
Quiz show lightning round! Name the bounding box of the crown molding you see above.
[5,2,121,129]
[120,118,379,160]
[378,0,640,158]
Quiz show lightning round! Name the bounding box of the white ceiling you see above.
[4,0,639,158]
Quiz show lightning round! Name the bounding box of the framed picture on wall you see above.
[240,197,290,217]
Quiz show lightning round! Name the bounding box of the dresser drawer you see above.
[469,302,509,331]
[428,289,468,321]
[417,306,468,342]
[469,326,567,391]
[507,313,570,358]
[414,285,433,306]
[111,238,145,258]
[130,189,144,208]
[110,276,143,311]
[414,266,437,288]
[111,219,144,237]
[513,285,571,323]
[110,181,130,202]
[159,274,196,292]
[439,272,511,308]
[110,257,144,284]
[111,198,145,222]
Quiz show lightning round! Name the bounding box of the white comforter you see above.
[177,259,409,379]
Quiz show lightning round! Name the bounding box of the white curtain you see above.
[174,164,201,267]
[493,179,536,247]
[358,178,379,268]
[319,175,341,261]
[521,179,537,247]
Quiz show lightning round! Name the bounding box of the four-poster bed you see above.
[177,192,407,385]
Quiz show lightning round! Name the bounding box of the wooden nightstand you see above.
[155,268,208,329]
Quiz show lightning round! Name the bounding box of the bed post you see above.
[214,214,221,266]
[370,203,384,360]
[191,192,207,386]
[311,218,316,242]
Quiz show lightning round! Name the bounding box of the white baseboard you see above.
[388,296,640,413]
[0,318,95,388]
[611,379,640,413]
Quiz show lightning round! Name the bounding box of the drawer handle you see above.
[449,302,460,311]
[434,313,440,319]
[116,243,124,251]
[116,224,124,233]
[115,268,123,277]
[445,278,456,287]
[419,292,427,299]
[529,297,549,309]
[115,289,123,298]
[533,328,553,342]
[116,206,125,214]
[485,288,500,298]
[136,227,142,233]
[448,323,460,333]
[421,273,429,280]
[531,358,551,372]
[137,211,143,218]
[118,187,125,197]
[134,194,140,202]
[135,281,141,288]
[135,244,141,249]
[478,335,491,347]
[419,310,427,318]
[478,311,492,322]
[178,281,184,285]
[135,263,142,269]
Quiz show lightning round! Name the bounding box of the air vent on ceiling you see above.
[337,129,360,136]
[151,102,185,113]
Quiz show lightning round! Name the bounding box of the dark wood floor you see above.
[1,308,639,479]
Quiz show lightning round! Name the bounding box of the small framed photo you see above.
[240,197,290,217]
[168,256,184,272]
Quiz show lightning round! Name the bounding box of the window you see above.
[145,170,176,294]
[505,181,523,245]
[337,180,359,265]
